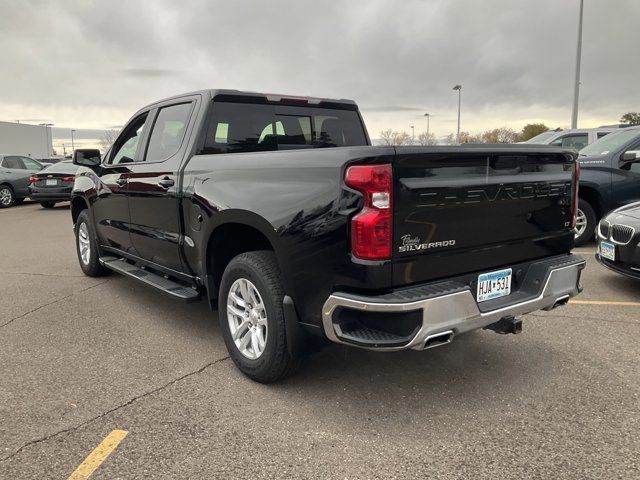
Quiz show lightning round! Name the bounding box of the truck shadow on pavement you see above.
[107,274,559,415]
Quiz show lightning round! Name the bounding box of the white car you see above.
[524,128,618,150]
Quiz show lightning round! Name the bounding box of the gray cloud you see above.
[361,106,425,112]
[0,0,638,133]
[122,68,178,78]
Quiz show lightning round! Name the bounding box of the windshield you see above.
[41,161,78,174]
[580,129,640,156]
[524,131,556,143]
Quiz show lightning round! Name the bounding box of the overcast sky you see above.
[1,0,638,145]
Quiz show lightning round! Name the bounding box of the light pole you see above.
[453,85,462,145]
[424,113,430,138]
[411,125,415,142]
[571,0,584,128]
[71,129,76,154]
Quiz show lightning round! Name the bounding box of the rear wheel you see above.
[40,201,56,209]
[574,199,596,246]
[75,210,108,277]
[0,185,15,208]
[219,251,299,383]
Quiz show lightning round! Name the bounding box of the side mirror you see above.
[73,149,102,167]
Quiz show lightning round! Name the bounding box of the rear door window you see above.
[550,134,588,150]
[3,156,26,169]
[21,157,42,170]
[145,103,193,162]
[201,101,367,154]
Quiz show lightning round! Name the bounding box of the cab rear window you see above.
[200,102,367,154]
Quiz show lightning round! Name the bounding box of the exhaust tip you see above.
[552,295,570,309]
[424,330,454,350]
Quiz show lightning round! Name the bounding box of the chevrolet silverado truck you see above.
[71,89,585,382]
[571,126,640,245]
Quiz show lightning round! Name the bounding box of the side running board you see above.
[99,256,201,302]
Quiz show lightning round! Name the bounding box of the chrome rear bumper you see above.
[322,256,585,351]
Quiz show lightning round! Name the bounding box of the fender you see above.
[200,209,293,295]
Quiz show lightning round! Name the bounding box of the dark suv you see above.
[574,127,640,245]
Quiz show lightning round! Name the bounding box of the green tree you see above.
[520,123,549,141]
[620,113,640,126]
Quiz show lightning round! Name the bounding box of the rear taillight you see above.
[28,176,39,184]
[571,159,580,229]
[62,176,75,183]
[344,164,393,260]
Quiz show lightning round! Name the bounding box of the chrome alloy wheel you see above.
[0,187,13,207]
[78,222,91,265]
[574,208,587,239]
[227,278,268,360]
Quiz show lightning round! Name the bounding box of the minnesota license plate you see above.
[600,241,615,261]
[46,179,57,186]
[477,268,512,303]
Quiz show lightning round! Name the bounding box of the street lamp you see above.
[411,125,415,142]
[424,113,430,138]
[453,85,462,145]
[571,0,584,128]
[71,129,76,154]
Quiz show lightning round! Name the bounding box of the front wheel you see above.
[574,199,596,246]
[40,201,56,209]
[219,251,299,383]
[0,185,15,208]
[75,210,108,277]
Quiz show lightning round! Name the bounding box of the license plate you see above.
[45,179,57,186]
[477,268,512,303]
[600,241,615,261]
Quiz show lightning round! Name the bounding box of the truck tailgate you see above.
[392,146,577,287]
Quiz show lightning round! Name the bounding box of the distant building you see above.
[0,121,53,159]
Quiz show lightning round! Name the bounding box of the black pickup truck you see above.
[71,89,585,382]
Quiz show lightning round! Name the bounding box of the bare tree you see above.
[379,130,412,146]
[416,132,437,146]
[99,129,119,152]
[380,129,395,146]
[460,131,482,143]
[443,133,456,145]
[481,127,519,143]
[393,131,412,146]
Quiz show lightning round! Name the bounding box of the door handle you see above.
[115,178,127,187]
[158,177,175,188]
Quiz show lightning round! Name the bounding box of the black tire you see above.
[40,201,56,209]
[219,251,299,383]
[0,185,15,208]
[574,199,596,246]
[75,210,109,277]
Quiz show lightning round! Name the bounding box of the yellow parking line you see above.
[67,429,129,480]
[570,300,640,307]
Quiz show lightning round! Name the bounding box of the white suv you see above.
[524,128,618,150]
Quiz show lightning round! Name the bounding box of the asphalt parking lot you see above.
[0,202,638,479]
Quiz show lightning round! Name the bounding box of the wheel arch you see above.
[578,185,604,219]
[202,211,289,308]
[0,182,15,193]
[71,195,90,225]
